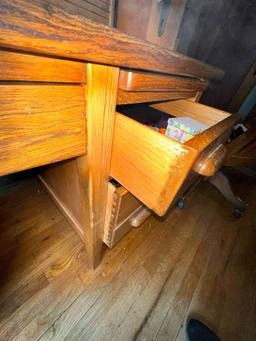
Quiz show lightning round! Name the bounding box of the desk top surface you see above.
[0,0,223,81]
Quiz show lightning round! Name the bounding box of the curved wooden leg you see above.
[209,171,247,211]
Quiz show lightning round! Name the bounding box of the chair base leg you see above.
[208,171,247,211]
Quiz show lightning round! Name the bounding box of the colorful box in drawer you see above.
[166,117,208,143]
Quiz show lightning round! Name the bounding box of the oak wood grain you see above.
[77,64,119,269]
[0,84,86,176]
[111,113,198,216]
[111,100,238,216]
[118,70,208,92]
[2,176,256,341]
[117,89,196,105]
[0,50,85,83]
[0,0,223,80]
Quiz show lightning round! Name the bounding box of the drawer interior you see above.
[111,99,237,216]
[117,100,230,136]
[150,100,230,127]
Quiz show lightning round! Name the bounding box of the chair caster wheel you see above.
[233,208,242,219]
[177,198,185,209]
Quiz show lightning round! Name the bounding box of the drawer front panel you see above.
[111,100,238,216]
[0,85,86,176]
[0,50,85,83]
[117,89,196,105]
[111,112,198,216]
[118,70,208,92]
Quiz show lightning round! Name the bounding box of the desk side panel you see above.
[0,84,86,176]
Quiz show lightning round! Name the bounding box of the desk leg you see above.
[79,64,119,269]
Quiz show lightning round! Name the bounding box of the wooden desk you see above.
[0,0,238,269]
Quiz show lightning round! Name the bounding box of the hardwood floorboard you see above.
[39,217,157,340]
[0,172,255,340]
[113,192,215,341]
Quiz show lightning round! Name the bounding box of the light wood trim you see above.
[0,0,223,80]
[0,50,85,83]
[118,70,208,92]
[0,84,86,176]
[111,113,198,216]
[117,89,196,105]
[77,64,119,269]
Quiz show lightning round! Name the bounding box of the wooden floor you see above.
[0,170,256,341]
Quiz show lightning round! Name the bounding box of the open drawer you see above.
[110,99,239,216]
